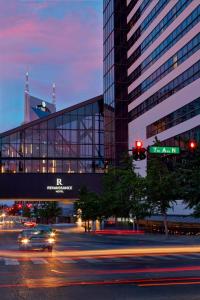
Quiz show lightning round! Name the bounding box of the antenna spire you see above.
[24,71,30,123]
[52,82,56,107]
[25,71,29,94]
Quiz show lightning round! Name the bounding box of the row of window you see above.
[104,13,114,42]
[1,143,104,158]
[0,159,104,174]
[128,5,200,85]
[103,31,114,59]
[146,97,200,138]
[127,0,139,16]
[128,33,200,102]
[129,60,200,122]
[103,0,114,26]
[104,84,115,107]
[128,0,193,67]
[161,125,200,148]
[127,0,151,31]
[128,0,169,50]
[104,66,115,92]
[103,48,114,75]
[1,130,104,146]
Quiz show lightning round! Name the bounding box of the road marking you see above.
[111,258,129,262]
[58,258,78,264]
[81,258,101,264]
[31,258,48,264]
[4,259,19,265]
[155,255,176,260]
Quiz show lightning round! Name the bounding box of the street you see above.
[0,225,200,299]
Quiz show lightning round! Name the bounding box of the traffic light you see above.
[26,203,32,209]
[132,140,146,161]
[189,140,197,151]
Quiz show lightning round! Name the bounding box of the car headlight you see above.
[21,238,30,244]
[50,232,55,237]
[47,238,55,244]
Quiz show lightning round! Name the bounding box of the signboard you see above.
[47,178,73,194]
[149,146,180,154]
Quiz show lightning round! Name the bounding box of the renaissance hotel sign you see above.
[47,178,73,194]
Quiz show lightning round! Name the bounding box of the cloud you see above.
[0,1,103,132]
[0,1,102,88]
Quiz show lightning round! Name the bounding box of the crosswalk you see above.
[0,253,200,266]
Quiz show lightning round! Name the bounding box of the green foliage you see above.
[37,202,62,224]
[75,187,102,222]
[175,146,200,217]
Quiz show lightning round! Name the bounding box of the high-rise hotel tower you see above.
[104,0,200,175]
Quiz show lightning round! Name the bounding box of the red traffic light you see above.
[189,141,197,149]
[27,203,32,208]
[135,140,143,149]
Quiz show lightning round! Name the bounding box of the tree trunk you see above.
[84,221,87,232]
[163,212,168,237]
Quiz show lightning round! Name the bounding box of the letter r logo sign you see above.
[56,178,63,186]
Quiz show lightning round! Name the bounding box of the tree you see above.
[146,147,179,237]
[129,174,151,230]
[37,202,62,224]
[102,157,150,227]
[176,144,200,217]
[75,187,102,231]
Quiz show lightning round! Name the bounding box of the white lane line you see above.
[129,256,155,261]
[187,254,200,259]
[57,258,78,264]
[111,258,130,262]
[81,258,102,264]
[169,254,195,260]
[31,258,48,264]
[4,258,20,265]
[155,256,176,260]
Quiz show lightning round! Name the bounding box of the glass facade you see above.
[128,0,170,49]
[104,0,115,163]
[127,0,151,32]
[103,0,128,165]
[0,96,104,174]
[160,125,200,149]
[129,33,200,102]
[147,97,200,138]
[128,5,200,86]
[129,60,200,122]
[128,0,193,67]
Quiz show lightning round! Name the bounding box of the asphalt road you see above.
[0,225,200,299]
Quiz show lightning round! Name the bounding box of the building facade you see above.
[0,95,104,200]
[103,0,128,165]
[103,0,200,169]
[103,0,200,215]
[127,0,200,175]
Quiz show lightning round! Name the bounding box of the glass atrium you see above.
[0,96,104,174]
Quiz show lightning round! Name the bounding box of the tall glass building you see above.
[103,0,200,215]
[103,0,128,165]
[0,95,104,200]
[103,0,200,172]
[127,0,200,174]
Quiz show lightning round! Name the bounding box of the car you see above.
[23,221,37,228]
[17,229,55,252]
[34,225,56,237]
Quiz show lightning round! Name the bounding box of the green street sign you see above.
[149,146,180,154]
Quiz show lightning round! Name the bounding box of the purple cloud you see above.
[0,1,103,132]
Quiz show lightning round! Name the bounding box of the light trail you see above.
[1,245,200,258]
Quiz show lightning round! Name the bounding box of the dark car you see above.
[17,228,55,252]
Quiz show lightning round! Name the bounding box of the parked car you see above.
[17,228,55,252]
